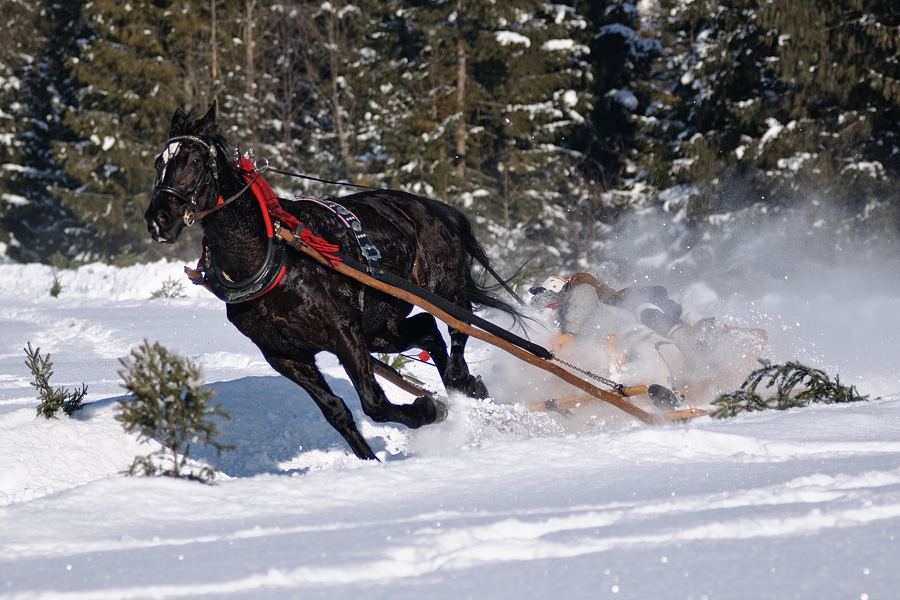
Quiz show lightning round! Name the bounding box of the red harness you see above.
[195,160,342,303]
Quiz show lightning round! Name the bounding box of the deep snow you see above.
[1,259,899,599]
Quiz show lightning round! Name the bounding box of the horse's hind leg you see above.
[447,328,489,399]
[264,352,377,460]
[393,313,487,399]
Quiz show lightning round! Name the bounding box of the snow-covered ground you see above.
[1,259,899,599]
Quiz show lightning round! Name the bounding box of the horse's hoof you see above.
[412,395,449,425]
[432,398,450,424]
[466,375,489,399]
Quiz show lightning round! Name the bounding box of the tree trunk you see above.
[327,8,353,178]
[454,0,467,181]
[455,49,467,179]
[211,0,218,99]
[427,28,448,201]
[245,0,256,102]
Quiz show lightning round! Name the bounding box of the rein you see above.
[264,165,378,191]
[184,169,262,225]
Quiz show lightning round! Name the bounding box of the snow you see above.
[495,32,531,48]
[0,193,28,207]
[541,39,589,55]
[2,259,900,598]
[598,23,635,40]
[843,161,886,179]
[608,89,639,111]
[89,134,116,152]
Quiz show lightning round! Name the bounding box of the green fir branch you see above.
[712,359,868,419]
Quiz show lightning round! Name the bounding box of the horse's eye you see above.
[190,157,202,167]
[155,156,162,170]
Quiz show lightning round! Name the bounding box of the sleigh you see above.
[519,325,768,424]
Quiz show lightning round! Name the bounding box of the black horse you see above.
[144,101,520,460]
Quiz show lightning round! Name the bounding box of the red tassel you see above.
[300,227,342,266]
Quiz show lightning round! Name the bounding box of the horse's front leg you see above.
[263,351,377,460]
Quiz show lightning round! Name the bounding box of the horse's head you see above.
[145,101,224,243]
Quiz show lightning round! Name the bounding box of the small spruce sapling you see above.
[25,342,87,418]
[49,274,63,298]
[117,341,233,482]
[712,359,868,418]
[150,277,186,299]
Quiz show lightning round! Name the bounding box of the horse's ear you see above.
[169,108,187,137]
[197,100,218,135]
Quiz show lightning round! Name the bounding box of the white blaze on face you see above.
[156,141,182,184]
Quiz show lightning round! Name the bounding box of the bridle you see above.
[150,135,223,226]
[151,134,269,228]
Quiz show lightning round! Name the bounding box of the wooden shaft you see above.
[274,223,660,426]
[663,408,710,421]
[371,361,439,399]
[622,385,650,397]
[525,387,649,413]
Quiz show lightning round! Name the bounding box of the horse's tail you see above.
[465,259,526,328]
[449,209,526,328]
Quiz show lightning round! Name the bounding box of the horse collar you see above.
[193,162,290,303]
[199,235,287,304]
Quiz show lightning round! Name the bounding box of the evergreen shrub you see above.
[25,342,87,418]
[150,277,186,299]
[117,341,233,483]
[49,274,63,298]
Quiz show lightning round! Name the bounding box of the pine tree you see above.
[635,0,781,219]
[582,0,662,191]
[757,0,900,221]
[0,0,41,256]
[25,343,87,419]
[53,0,212,261]
[473,1,594,229]
[237,0,383,196]
[354,1,596,246]
[117,340,232,482]
[0,0,94,263]
[638,0,900,238]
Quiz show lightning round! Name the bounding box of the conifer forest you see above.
[1,0,898,273]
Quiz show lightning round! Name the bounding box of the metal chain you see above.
[551,354,624,391]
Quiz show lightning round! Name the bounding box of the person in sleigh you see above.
[529,273,767,407]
